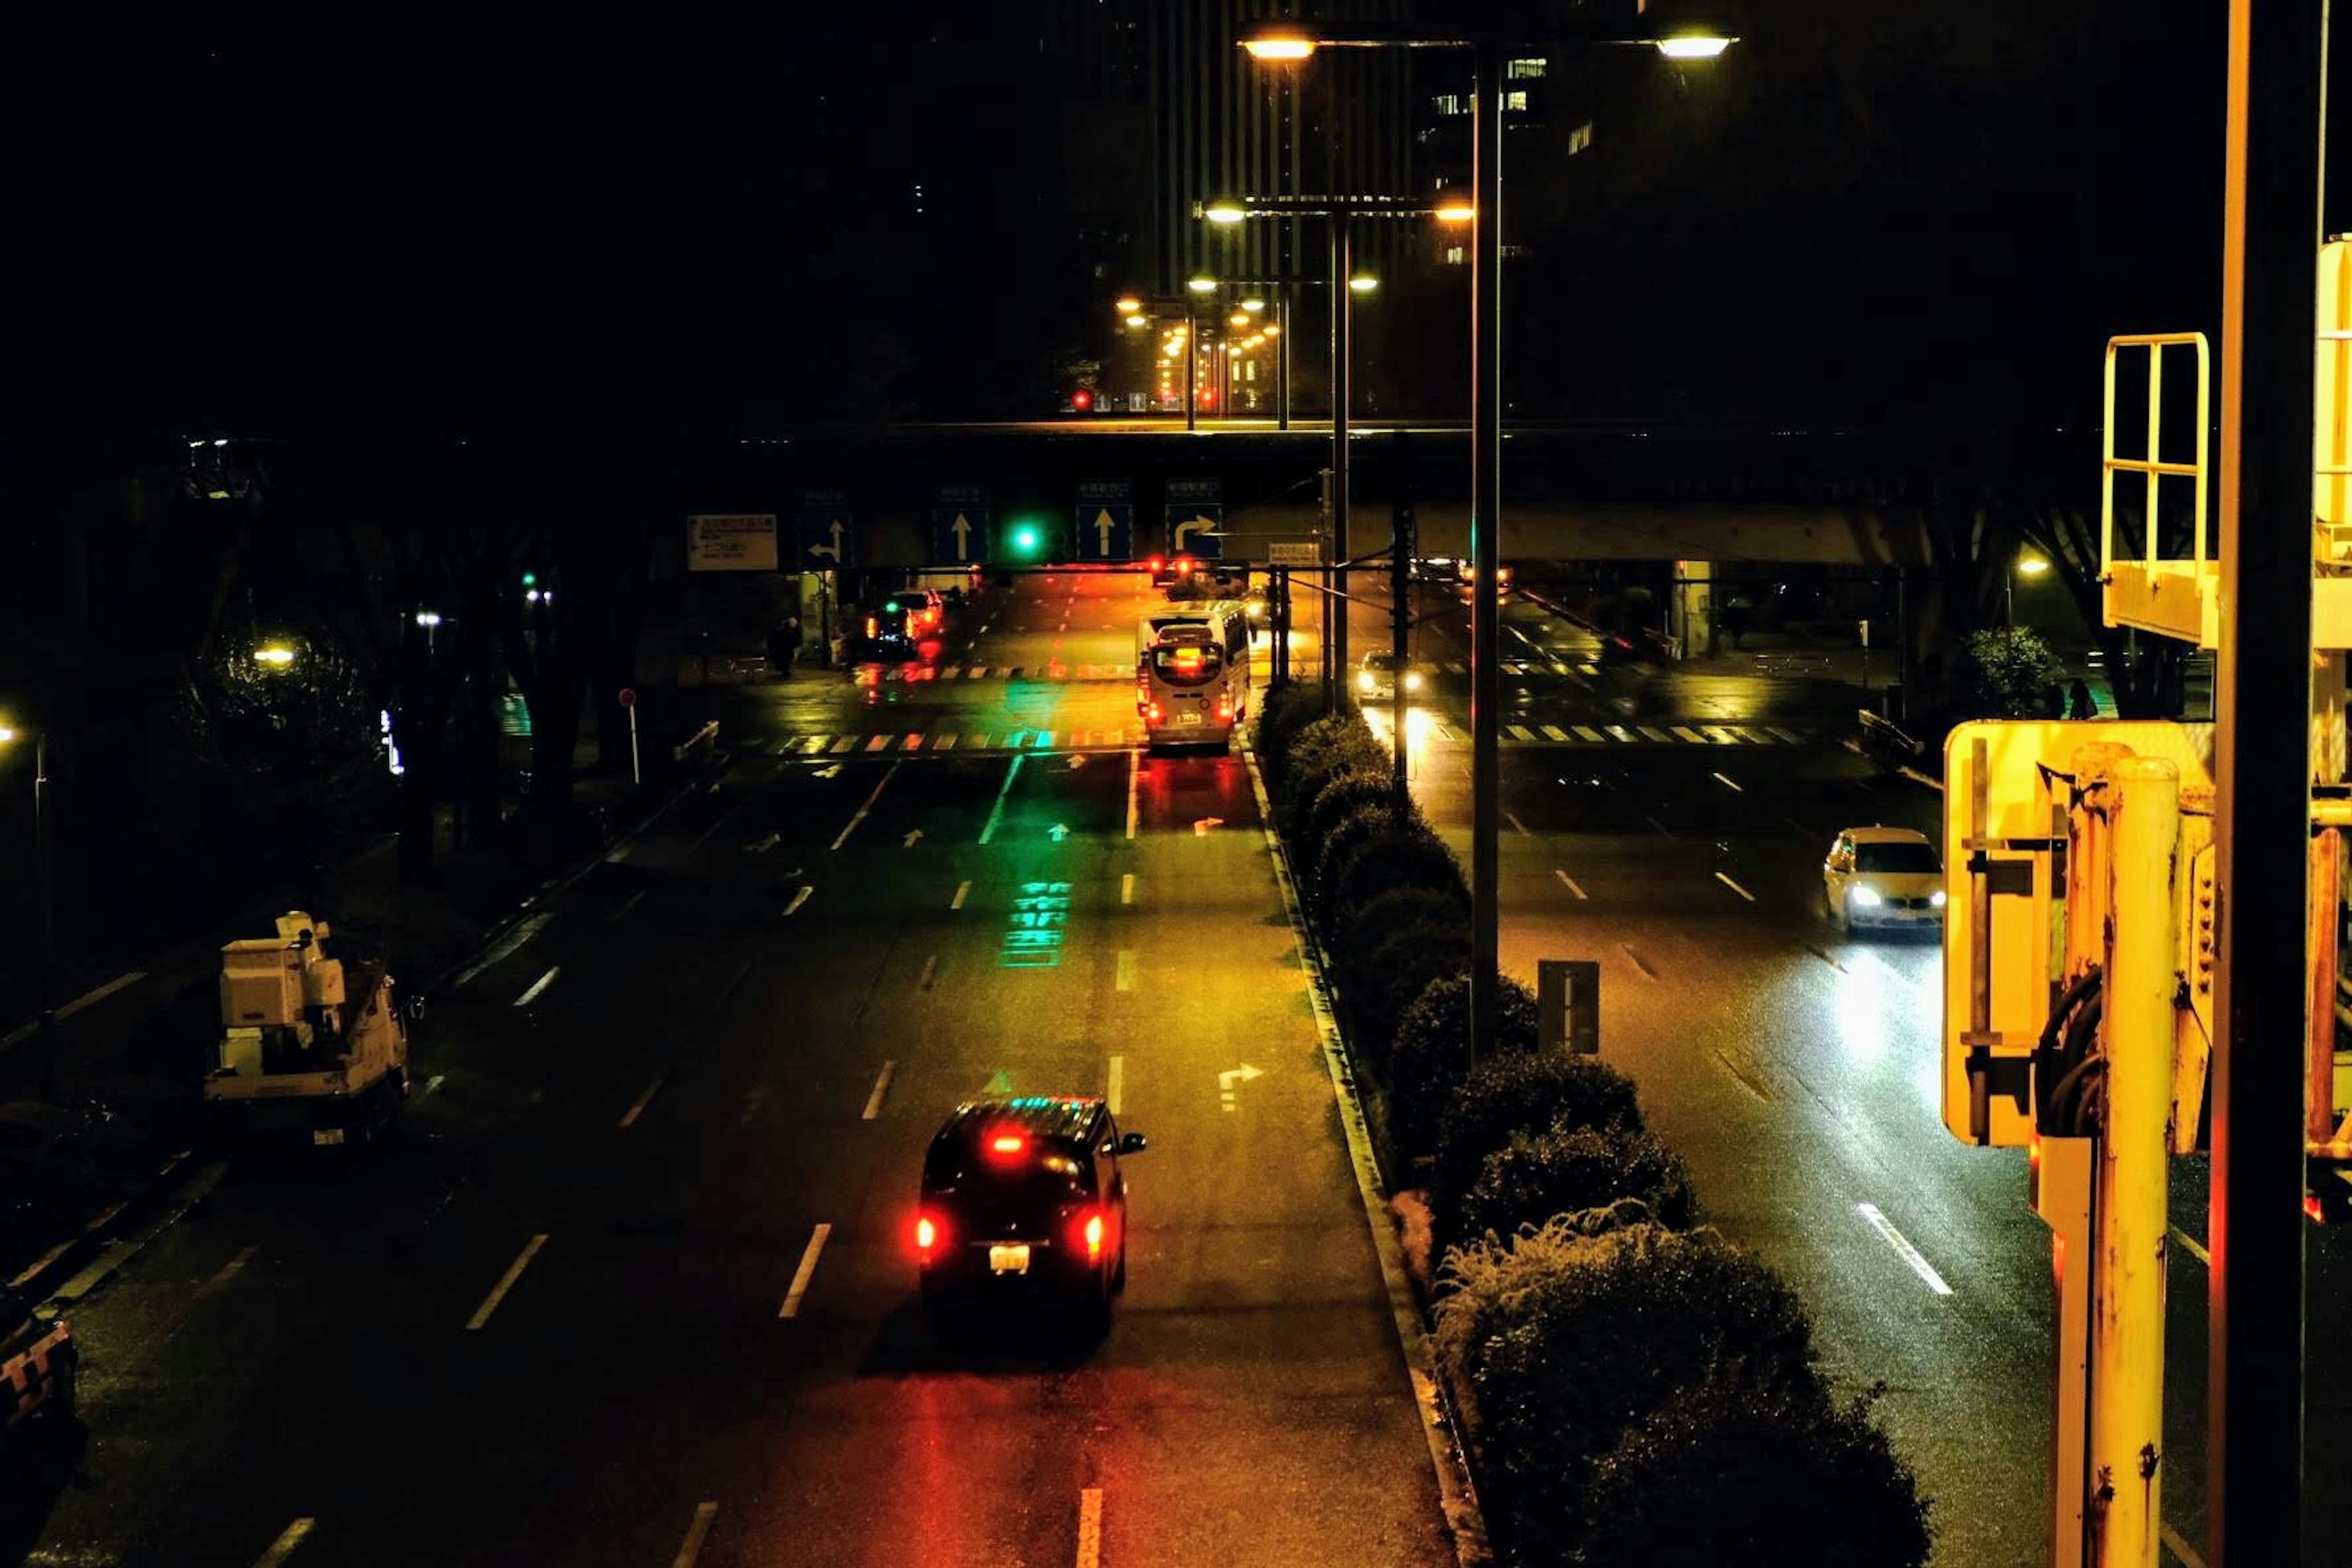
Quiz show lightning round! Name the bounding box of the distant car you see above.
[1353,651,1427,703]
[1413,557,1461,583]
[1458,562,1515,603]
[1823,826,1945,935]
[914,1096,1145,1328]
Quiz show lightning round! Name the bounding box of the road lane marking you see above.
[1711,771,1744,792]
[1554,869,1588,900]
[617,1072,668,1129]
[605,843,633,863]
[670,1501,719,1568]
[2171,1226,2212,1266]
[466,1234,549,1330]
[2160,1521,2207,1568]
[513,966,560,1007]
[918,954,939,991]
[1126,748,1141,838]
[1714,872,1757,902]
[1539,724,1569,741]
[934,733,959,750]
[863,734,891,753]
[1713,1048,1775,1101]
[1766,725,1806,744]
[688,801,745,851]
[979,753,1027,845]
[1116,950,1137,992]
[609,889,647,923]
[831,760,902,850]
[1076,1488,1103,1568]
[1618,942,1659,980]
[863,1061,897,1121]
[1856,1203,1953,1296]
[1107,1055,1123,1115]
[1,968,149,1048]
[1121,873,1135,905]
[829,737,859,754]
[778,1223,832,1318]
[1644,814,1675,838]
[254,1518,317,1567]
[1506,811,1531,836]
[783,886,814,918]
[951,880,971,910]
[457,913,554,987]
[1785,815,1818,839]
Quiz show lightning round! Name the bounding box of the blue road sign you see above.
[797,490,853,569]
[1166,478,1224,560]
[932,485,990,565]
[1076,480,1134,561]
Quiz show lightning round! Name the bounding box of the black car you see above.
[914,1096,1144,1323]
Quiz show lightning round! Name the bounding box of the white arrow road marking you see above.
[1193,816,1223,836]
[747,832,781,854]
[1856,1203,1953,1296]
[669,1502,719,1568]
[1107,1055,1123,1115]
[1049,823,1072,842]
[951,880,971,910]
[513,967,560,1007]
[254,1518,317,1568]
[779,1223,832,1318]
[1714,871,1757,903]
[903,828,925,848]
[466,1234,549,1330]
[863,1061,897,1121]
[1218,1062,1264,1110]
[814,763,843,778]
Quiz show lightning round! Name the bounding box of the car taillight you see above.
[1147,701,1163,724]
[1216,692,1232,721]
[1075,1209,1106,1264]
[915,1212,943,1257]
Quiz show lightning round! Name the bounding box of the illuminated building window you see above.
[1568,121,1594,154]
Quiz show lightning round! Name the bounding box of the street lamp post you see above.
[2010,551,2050,627]
[1245,17,1734,1068]
[3,723,59,1096]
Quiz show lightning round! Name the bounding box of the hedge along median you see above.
[1251,682,1932,1567]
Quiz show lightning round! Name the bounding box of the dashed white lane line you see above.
[1107,1055,1123,1115]
[831,759,902,850]
[862,1061,897,1121]
[1076,1488,1104,1568]
[1712,771,1744,792]
[617,1072,668,1129]
[2171,1226,2212,1266]
[1714,871,1757,903]
[779,1223,833,1319]
[979,753,1027,845]
[951,880,971,910]
[466,1234,549,1330]
[1645,813,1675,838]
[609,889,647,923]
[1555,869,1588,900]
[513,966,560,1007]
[457,913,554,987]
[784,886,815,918]
[1125,748,1141,839]
[253,1517,317,1567]
[1121,873,1136,905]
[0,969,144,1047]
[918,954,939,990]
[688,801,744,852]
[669,1501,719,1568]
[605,843,634,864]
[1857,1202,1953,1296]
[1116,950,1137,992]
[1505,811,1531,836]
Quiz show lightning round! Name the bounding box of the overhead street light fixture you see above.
[1434,200,1478,224]
[1114,295,1142,314]
[1126,313,1149,327]
[1187,276,1219,293]
[1349,274,1379,293]
[1241,35,1316,61]
[1657,34,1733,59]
[1240,296,1266,313]
[254,641,298,669]
[1204,203,1249,225]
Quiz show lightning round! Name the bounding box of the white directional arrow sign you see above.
[1067,755,1088,769]
[811,521,844,562]
[1094,508,1117,554]
[813,764,843,778]
[1048,823,1072,842]
[903,829,924,848]
[1174,516,1217,552]
[747,832,781,854]
[1217,1063,1264,1110]
[951,513,973,556]
[1193,816,1224,837]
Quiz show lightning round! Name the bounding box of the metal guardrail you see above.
[671,720,721,764]
[1856,709,1924,761]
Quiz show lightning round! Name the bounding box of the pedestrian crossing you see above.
[769,720,1815,758]
[852,657,1600,683]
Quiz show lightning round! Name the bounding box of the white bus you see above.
[1136,602,1251,750]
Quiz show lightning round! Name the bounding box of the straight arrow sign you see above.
[952,514,972,556]
[1095,508,1116,554]
[1217,1063,1264,1111]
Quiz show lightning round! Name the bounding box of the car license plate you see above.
[312,1128,345,1147]
[988,1244,1031,1275]
[1178,711,1202,726]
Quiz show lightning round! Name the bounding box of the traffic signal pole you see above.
[1329,216,1352,693]
[2208,2,2322,1558]
[1467,40,1504,1067]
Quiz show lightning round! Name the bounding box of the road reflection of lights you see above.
[1837,951,1890,1066]
[1359,706,1437,782]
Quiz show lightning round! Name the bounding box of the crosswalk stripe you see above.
[1572,725,1610,743]
[1766,726,1805,744]
[1637,726,1675,743]
[1606,725,1637,743]
[831,737,859,754]
[1506,723,1537,741]
[865,734,892,752]
[970,734,992,750]
[1036,731,1055,748]
[934,733,958,750]
[903,733,924,752]
[1669,726,1707,744]
[1713,725,1760,745]
[1539,724,1569,741]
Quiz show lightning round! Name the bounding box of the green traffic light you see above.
[1012,524,1041,555]
[884,600,902,614]
[521,571,537,587]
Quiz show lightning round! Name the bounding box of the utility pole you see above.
[2208,1,2322,1558]
[1467,39,1504,1066]
[1329,216,1353,692]
[1391,430,1414,801]
[1319,467,1336,711]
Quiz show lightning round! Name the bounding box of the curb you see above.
[416,747,735,1001]
[1238,731,1492,1568]
[10,1148,228,1308]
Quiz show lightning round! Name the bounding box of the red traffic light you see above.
[1073,388,1095,412]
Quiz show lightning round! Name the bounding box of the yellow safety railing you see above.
[2100,333,2211,578]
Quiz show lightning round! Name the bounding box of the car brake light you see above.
[1216,692,1231,721]
[915,1213,942,1255]
[988,1133,1027,1158]
[1147,701,1163,724]
[1077,1209,1106,1263]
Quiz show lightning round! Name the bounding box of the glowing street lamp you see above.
[254,641,299,670]
[1348,274,1380,293]
[2009,552,2052,625]
[1114,295,1142,314]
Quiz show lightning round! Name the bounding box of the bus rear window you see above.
[1152,644,1223,687]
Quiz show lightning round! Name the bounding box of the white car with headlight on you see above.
[1823,826,1945,936]
[1354,652,1426,703]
